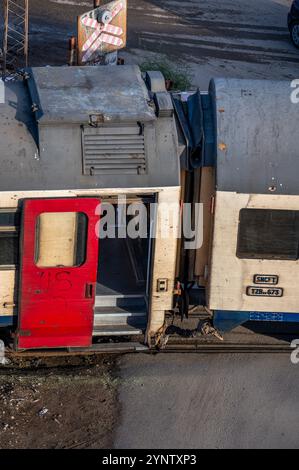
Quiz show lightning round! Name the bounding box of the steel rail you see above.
[3,339,293,363]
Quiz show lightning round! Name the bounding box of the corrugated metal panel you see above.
[82,125,147,175]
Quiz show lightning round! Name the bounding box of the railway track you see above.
[2,337,293,366]
[163,342,292,353]
[1,324,296,367]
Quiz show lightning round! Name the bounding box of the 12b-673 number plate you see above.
[246,286,283,297]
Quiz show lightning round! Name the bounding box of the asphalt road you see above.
[3,0,298,86]
[115,353,299,449]
[125,0,299,86]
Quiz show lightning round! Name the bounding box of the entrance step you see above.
[93,296,147,337]
[92,324,144,337]
[69,342,148,353]
[95,294,146,308]
[94,305,147,328]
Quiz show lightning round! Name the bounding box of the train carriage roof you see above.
[0,65,180,192]
[211,78,299,195]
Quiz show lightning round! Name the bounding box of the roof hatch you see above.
[25,65,156,125]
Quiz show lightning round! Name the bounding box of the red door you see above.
[16,198,101,350]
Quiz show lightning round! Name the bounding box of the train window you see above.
[0,210,20,268]
[237,209,299,260]
[0,232,19,267]
[0,211,20,227]
[35,212,88,268]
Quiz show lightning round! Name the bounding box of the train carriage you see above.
[0,64,298,353]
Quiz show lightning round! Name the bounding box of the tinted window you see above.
[0,211,20,227]
[237,209,299,260]
[0,211,19,267]
[0,232,19,266]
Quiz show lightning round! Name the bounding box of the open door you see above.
[16,198,100,350]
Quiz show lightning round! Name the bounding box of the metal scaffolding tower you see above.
[2,0,29,76]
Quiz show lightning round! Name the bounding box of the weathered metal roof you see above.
[26,65,156,124]
[0,66,180,192]
[211,78,299,195]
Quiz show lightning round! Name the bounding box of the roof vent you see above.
[82,124,146,175]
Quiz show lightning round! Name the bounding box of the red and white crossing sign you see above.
[77,0,127,65]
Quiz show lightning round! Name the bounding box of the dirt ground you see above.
[0,357,119,449]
